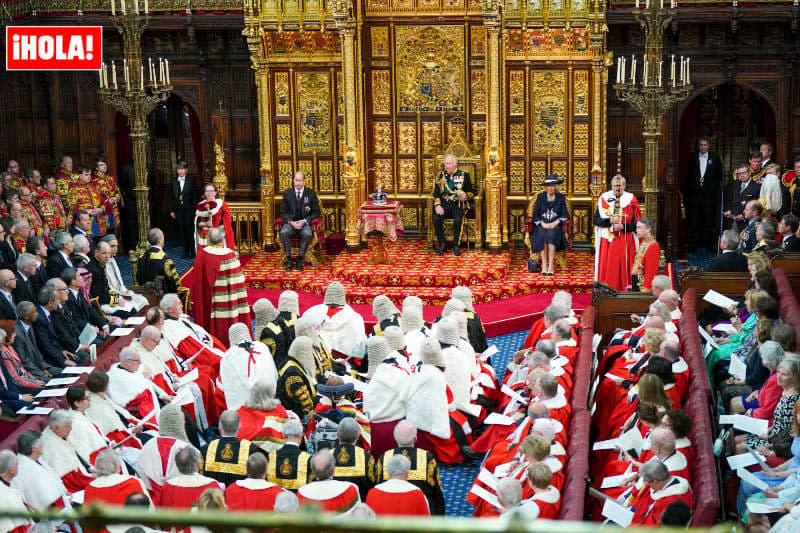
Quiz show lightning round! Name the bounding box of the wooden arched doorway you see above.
[115,94,204,249]
[675,83,776,256]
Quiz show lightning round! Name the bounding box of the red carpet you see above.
[183,252,592,338]
[236,239,594,306]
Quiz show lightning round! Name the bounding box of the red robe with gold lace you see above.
[93,170,122,229]
[18,200,45,239]
[55,168,77,198]
[36,189,69,231]
[68,181,108,235]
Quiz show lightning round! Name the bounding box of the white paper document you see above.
[477,468,499,490]
[70,491,85,505]
[125,316,146,326]
[480,345,499,362]
[726,451,763,470]
[604,373,626,384]
[734,415,769,436]
[592,438,620,451]
[618,427,644,455]
[484,413,516,426]
[746,444,774,472]
[737,468,769,491]
[698,326,720,350]
[714,323,739,335]
[729,354,747,381]
[746,502,778,514]
[601,474,630,489]
[470,484,500,509]
[60,366,96,374]
[704,289,738,310]
[719,414,738,425]
[602,498,634,527]
[35,388,68,398]
[459,402,482,418]
[78,323,97,346]
[500,385,528,407]
[16,406,54,415]
[45,376,80,387]
[110,327,135,337]
[177,368,199,388]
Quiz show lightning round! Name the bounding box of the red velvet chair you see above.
[274,212,326,267]
[524,193,573,270]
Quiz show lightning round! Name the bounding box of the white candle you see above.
[123,58,128,82]
[646,0,649,8]
[636,0,639,7]
[111,0,116,14]
[660,0,663,8]
[125,65,130,90]
[160,58,164,84]
[145,0,149,13]
[121,0,126,15]
[112,61,118,89]
[630,55,635,83]
[134,0,139,14]
[617,57,621,83]
[165,59,170,84]
[643,58,648,85]
[658,60,662,86]
[140,65,144,90]
[149,58,153,83]
[671,54,675,83]
[98,68,103,88]
[686,58,690,84]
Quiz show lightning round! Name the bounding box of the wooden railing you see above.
[229,202,264,255]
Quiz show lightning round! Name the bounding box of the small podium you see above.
[356,201,404,264]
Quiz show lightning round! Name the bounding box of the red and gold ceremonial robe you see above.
[160,474,224,509]
[191,245,251,339]
[297,479,360,514]
[84,474,150,507]
[236,404,289,451]
[93,170,121,229]
[631,236,660,293]
[366,479,431,516]
[40,427,94,494]
[36,189,69,231]
[630,476,693,526]
[194,199,235,252]
[225,479,285,511]
[595,190,641,291]
[18,200,45,239]
[55,168,77,198]
[68,181,107,235]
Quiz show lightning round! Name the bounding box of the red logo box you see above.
[6,26,102,71]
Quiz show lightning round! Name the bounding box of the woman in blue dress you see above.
[530,174,569,275]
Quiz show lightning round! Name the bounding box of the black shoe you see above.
[460,445,484,462]
[295,258,304,271]
[453,246,461,256]
[436,245,446,256]
[285,258,293,271]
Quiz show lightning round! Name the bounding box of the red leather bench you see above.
[775,268,800,342]
[559,408,591,521]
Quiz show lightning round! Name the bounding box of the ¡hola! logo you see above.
[6,26,102,71]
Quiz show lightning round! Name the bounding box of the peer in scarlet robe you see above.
[194,198,235,252]
[66,408,111,466]
[236,403,289,452]
[297,479,360,514]
[106,362,161,423]
[594,185,641,291]
[304,302,367,366]
[225,478,286,511]
[135,436,200,505]
[68,178,108,236]
[0,478,34,533]
[84,473,151,507]
[13,454,71,512]
[162,315,225,374]
[630,476,693,526]
[366,479,431,516]
[85,390,145,449]
[40,427,94,494]
[364,357,411,457]
[36,185,69,232]
[520,484,561,519]
[631,234,661,293]
[191,245,251,339]
[160,472,224,509]
[93,168,121,230]
[368,447,445,515]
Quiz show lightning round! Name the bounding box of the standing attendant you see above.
[170,161,196,259]
[530,174,569,276]
[725,163,761,232]
[593,175,641,292]
[195,183,235,253]
[683,136,723,252]
[628,217,661,293]
[279,172,320,272]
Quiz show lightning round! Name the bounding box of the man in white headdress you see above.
[451,286,488,354]
[220,322,278,412]
[383,325,414,371]
[275,290,300,346]
[402,303,427,366]
[294,314,337,382]
[308,282,367,369]
[254,298,288,369]
[277,336,318,419]
[372,295,401,336]
[436,315,480,422]
[364,335,411,457]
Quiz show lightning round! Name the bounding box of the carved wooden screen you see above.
[363,15,486,236]
[503,24,602,248]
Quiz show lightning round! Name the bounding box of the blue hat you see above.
[544,173,563,185]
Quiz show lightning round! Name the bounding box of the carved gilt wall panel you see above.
[296,71,331,153]
[531,70,566,154]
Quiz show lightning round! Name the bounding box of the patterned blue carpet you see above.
[116,242,195,285]
[439,330,526,517]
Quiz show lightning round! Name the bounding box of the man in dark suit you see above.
[760,142,775,169]
[14,301,60,380]
[12,254,37,305]
[0,270,17,320]
[25,236,48,297]
[45,278,90,361]
[169,160,196,258]
[70,209,95,255]
[279,171,321,271]
[46,232,76,279]
[707,230,749,272]
[0,222,17,271]
[683,137,724,251]
[62,267,109,337]
[779,213,800,253]
[725,163,761,232]
[33,287,75,368]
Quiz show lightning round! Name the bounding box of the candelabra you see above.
[613,0,691,234]
[98,1,172,258]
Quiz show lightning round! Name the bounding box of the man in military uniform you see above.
[330,417,371,499]
[738,200,763,254]
[255,298,289,370]
[267,419,311,492]
[732,150,766,184]
[277,336,318,419]
[368,420,445,515]
[202,410,263,486]
[372,294,401,336]
[432,154,474,256]
[136,228,182,294]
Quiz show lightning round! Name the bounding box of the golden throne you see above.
[426,129,484,250]
[523,193,573,270]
